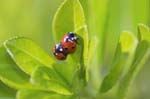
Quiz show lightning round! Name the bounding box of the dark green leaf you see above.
[0,81,16,98]
[4,37,54,75]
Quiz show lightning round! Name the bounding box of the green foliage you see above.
[31,66,72,95]
[0,47,32,89]
[0,0,149,99]
[0,81,16,99]
[4,37,54,75]
[17,90,76,99]
[100,31,137,93]
[80,0,109,88]
[117,40,149,99]
[138,24,150,41]
[53,0,89,65]
[52,0,89,94]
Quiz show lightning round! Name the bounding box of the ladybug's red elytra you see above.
[62,32,78,43]
[52,32,78,60]
[61,32,78,53]
[52,43,67,60]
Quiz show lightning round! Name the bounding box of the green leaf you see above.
[52,0,88,91]
[53,0,89,64]
[119,31,138,53]
[0,47,32,89]
[0,81,16,98]
[100,31,137,93]
[17,90,76,99]
[86,37,100,89]
[53,62,75,84]
[53,0,88,43]
[84,0,109,66]
[117,40,149,98]
[138,23,150,41]
[31,66,72,95]
[4,37,54,75]
[100,44,127,93]
[53,62,86,94]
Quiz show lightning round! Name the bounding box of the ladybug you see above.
[62,32,78,43]
[61,32,78,53]
[52,43,68,60]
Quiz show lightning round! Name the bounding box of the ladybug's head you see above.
[67,32,78,43]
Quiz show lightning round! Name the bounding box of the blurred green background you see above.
[0,0,149,99]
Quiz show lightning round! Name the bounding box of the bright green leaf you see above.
[4,37,54,75]
[138,23,150,41]
[17,90,76,99]
[53,0,88,43]
[119,31,137,53]
[117,40,149,98]
[31,66,72,95]
[52,0,88,91]
[0,47,32,89]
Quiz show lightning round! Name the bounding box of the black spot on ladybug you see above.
[64,47,68,50]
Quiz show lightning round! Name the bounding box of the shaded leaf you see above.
[100,44,127,93]
[0,81,16,98]
[4,37,54,75]
[117,40,149,98]
[100,31,137,93]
